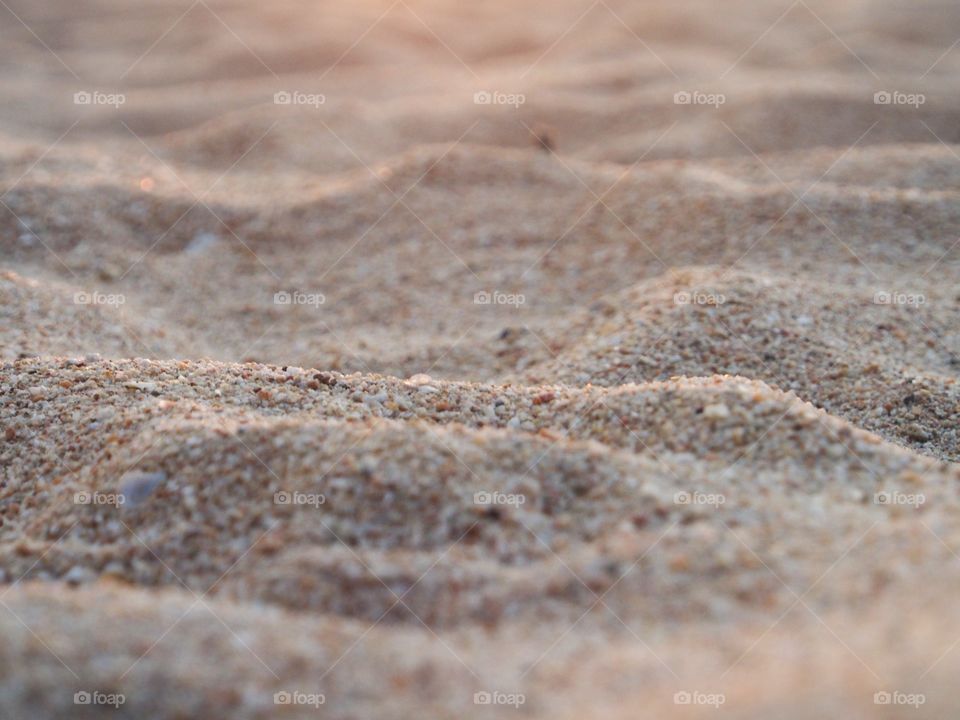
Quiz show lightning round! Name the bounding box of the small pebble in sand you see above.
[64,566,95,585]
[703,403,731,420]
[119,471,168,508]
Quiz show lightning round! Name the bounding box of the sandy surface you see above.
[1,0,959,717]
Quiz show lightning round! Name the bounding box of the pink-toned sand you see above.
[1,0,959,717]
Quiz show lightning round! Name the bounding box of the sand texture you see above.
[1,0,959,717]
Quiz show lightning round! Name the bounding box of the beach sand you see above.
[1,0,959,717]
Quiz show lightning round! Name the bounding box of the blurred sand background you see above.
[1,0,960,717]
